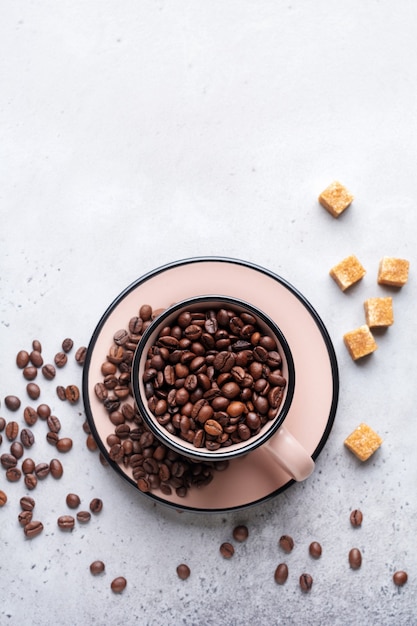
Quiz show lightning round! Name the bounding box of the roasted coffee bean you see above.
[75,346,87,365]
[5,395,21,411]
[22,458,35,474]
[24,520,44,539]
[0,417,5,431]
[111,576,127,593]
[349,548,362,570]
[0,490,7,506]
[24,473,38,490]
[90,498,103,513]
[204,419,223,437]
[18,510,33,526]
[220,542,235,558]
[309,541,322,559]
[35,462,50,479]
[299,573,313,592]
[32,340,42,352]
[1,453,17,469]
[233,525,249,542]
[42,364,56,380]
[56,437,73,452]
[16,350,30,368]
[54,352,67,368]
[86,434,97,451]
[50,458,63,478]
[5,421,19,441]
[77,510,91,523]
[21,428,35,448]
[23,366,38,380]
[37,403,51,419]
[26,383,40,400]
[23,406,38,426]
[66,493,81,509]
[393,571,408,586]
[56,385,67,401]
[6,467,21,481]
[47,415,61,433]
[10,441,24,459]
[46,431,59,446]
[176,564,191,580]
[274,563,289,585]
[65,385,80,404]
[20,496,36,511]
[62,338,74,353]
[279,535,294,553]
[90,560,105,575]
[57,515,75,530]
[350,509,363,527]
[30,350,43,367]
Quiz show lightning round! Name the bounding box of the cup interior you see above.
[132,295,295,460]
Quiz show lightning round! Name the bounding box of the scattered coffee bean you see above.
[18,510,33,526]
[279,535,294,553]
[66,493,81,509]
[16,350,30,368]
[176,564,191,580]
[309,541,322,559]
[1,453,17,469]
[23,406,38,426]
[41,364,56,380]
[32,340,42,353]
[62,338,74,353]
[233,525,249,542]
[21,428,35,448]
[65,385,80,404]
[6,467,21,482]
[24,520,44,539]
[37,403,51,419]
[393,570,408,587]
[274,563,289,585]
[299,573,313,592]
[22,458,35,474]
[220,542,235,558]
[75,346,87,365]
[57,515,75,531]
[77,511,91,523]
[56,386,67,401]
[90,498,103,514]
[350,509,363,527]
[24,473,38,490]
[20,496,35,511]
[26,383,41,400]
[10,441,24,459]
[90,560,105,575]
[5,395,21,411]
[349,548,362,570]
[86,434,97,452]
[23,366,38,380]
[0,490,7,506]
[5,421,19,441]
[50,458,64,478]
[35,462,50,479]
[47,415,61,433]
[56,437,73,452]
[111,576,127,593]
[29,350,43,367]
[54,352,67,368]
[0,417,5,431]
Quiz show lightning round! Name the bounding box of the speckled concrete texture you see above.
[1,1,416,624]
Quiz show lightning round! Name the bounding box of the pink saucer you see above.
[83,257,338,512]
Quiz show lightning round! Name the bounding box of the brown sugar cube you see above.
[344,422,383,461]
[330,255,366,291]
[377,257,410,287]
[364,297,394,328]
[343,325,378,360]
[318,181,354,217]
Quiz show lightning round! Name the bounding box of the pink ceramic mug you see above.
[132,295,314,482]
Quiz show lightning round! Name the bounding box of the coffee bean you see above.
[393,571,408,586]
[66,493,81,509]
[23,406,38,426]
[111,576,127,593]
[23,366,38,380]
[77,511,91,523]
[46,431,59,446]
[56,437,73,452]
[24,473,38,490]
[90,498,103,514]
[20,496,35,511]
[1,453,17,469]
[10,441,24,459]
[0,417,5,431]
[233,525,249,542]
[41,364,56,380]
[16,350,30,368]
[5,396,21,411]
[309,541,322,559]
[6,467,21,482]
[349,548,362,570]
[32,340,42,353]
[24,520,43,539]
[90,560,105,575]
[26,383,40,400]
[54,352,67,368]
[75,346,87,365]
[220,542,234,558]
[50,458,63,478]
[0,490,7,506]
[274,563,288,585]
[18,510,33,526]
[22,458,35,474]
[299,573,313,592]
[56,385,67,401]
[57,515,75,530]
[35,462,50,479]
[21,428,35,448]
[37,403,51,419]
[86,434,97,451]
[62,338,74,353]
[176,564,191,580]
[47,415,61,433]
[350,509,363,527]
[29,350,43,367]
[279,535,294,553]
[65,385,80,404]
[5,421,19,441]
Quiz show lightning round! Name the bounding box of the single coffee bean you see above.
[279,535,294,553]
[393,570,408,586]
[62,338,74,353]
[22,458,35,474]
[111,576,127,593]
[77,510,91,523]
[65,385,80,404]
[349,548,362,570]
[5,395,21,411]
[57,515,75,530]
[23,406,38,426]
[23,366,38,380]
[220,542,235,558]
[86,434,97,451]
[18,510,33,526]
[24,520,44,539]
[37,403,51,419]
[56,385,67,401]
[46,431,59,446]
[350,509,363,527]
[5,421,19,441]
[20,496,36,511]
[29,350,43,367]
[299,573,313,592]
[274,563,289,585]
[1,453,17,469]
[56,437,73,452]
[50,458,63,478]
[35,462,50,479]
[10,441,24,459]
[176,564,191,580]
[233,525,249,542]
[0,490,7,506]
[75,346,87,365]
[90,498,103,513]
[47,415,61,433]
[0,417,5,431]
[66,493,81,509]
[41,364,56,380]
[32,340,42,353]
[309,541,322,559]
[24,473,38,490]
[90,560,105,575]
[54,352,67,368]
[6,467,21,482]
[16,350,30,368]
[26,383,40,400]
[21,428,35,448]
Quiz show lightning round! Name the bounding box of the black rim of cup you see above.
[131,295,296,461]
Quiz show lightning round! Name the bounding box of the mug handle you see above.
[261,425,315,481]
